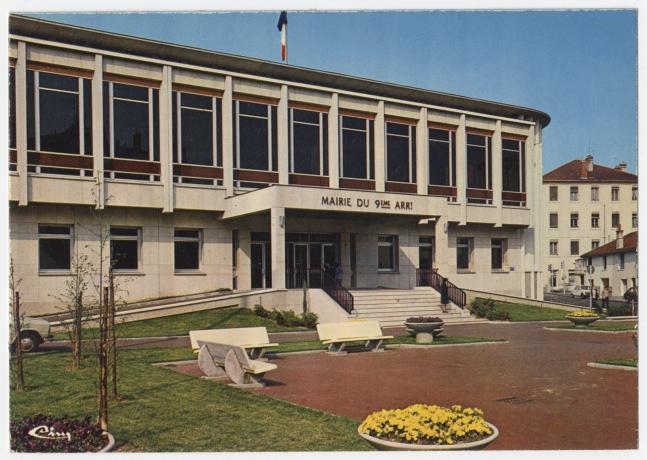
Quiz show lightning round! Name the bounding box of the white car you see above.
[571,285,597,299]
[9,316,52,352]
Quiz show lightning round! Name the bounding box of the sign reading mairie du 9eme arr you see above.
[321,195,414,211]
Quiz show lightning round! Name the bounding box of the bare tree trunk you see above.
[13,291,25,392]
[73,291,83,368]
[109,270,119,399]
[98,287,109,431]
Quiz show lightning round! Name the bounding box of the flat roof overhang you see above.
[221,184,452,221]
[10,14,550,128]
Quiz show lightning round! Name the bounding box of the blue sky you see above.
[26,10,638,173]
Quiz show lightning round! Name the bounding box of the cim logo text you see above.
[28,425,72,442]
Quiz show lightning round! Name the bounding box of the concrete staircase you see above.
[349,288,481,327]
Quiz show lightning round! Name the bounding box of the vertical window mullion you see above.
[148,88,154,165]
[34,72,40,153]
[289,108,294,173]
[339,116,344,177]
[408,125,412,183]
[365,118,370,179]
[212,96,217,167]
[235,101,240,171]
[267,105,273,171]
[177,94,183,165]
[109,82,114,158]
[449,133,454,186]
[78,77,84,158]
[319,112,324,176]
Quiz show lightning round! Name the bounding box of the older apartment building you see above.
[8,15,550,315]
[542,155,637,291]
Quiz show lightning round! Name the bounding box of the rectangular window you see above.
[603,256,607,270]
[612,213,620,228]
[591,213,599,228]
[428,128,455,186]
[570,240,580,256]
[632,213,638,228]
[632,186,638,201]
[549,241,558,256]
[289,108,328,175]
[386,121,416,183]
[491,239,505,270]
[106,82,157,161]
[173,91,219,166]
[549,185,558,201]
[38,224,72,271]
[466,133,490,189]
[549,213,558,229]
[377,235,398,272]
[9,67,16,150]
[591,240,600,250]
[174,229,201,271]
[340,115,374,180]
[570,213,579,228]
[591,186,599,201]
[235,100,277,172]
[502,139,525,192]
[110,227,140,271]
[456,237,472,270]
[611,186,619,201]
[619,253,625,270]
[570,186,578,201]
[26,70,92,156]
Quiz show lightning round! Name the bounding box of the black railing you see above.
[322,272,354,314]
[416,268,467,309]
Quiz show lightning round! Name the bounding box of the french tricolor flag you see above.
[277,11,288,62]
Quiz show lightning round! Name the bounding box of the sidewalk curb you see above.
[543,327,635,334]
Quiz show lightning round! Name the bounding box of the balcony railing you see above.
[416,268,466,309]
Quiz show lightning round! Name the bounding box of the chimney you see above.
[585,155,594,172]
[579,159,588,179]
[616,225,624,250]
[615,162,627,172]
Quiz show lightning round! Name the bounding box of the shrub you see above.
[253,305,318,328]
[302,312,319,328]
[216,287,233,293]
[607,303,634,317]
[11,415,108,453]
[253,304,271,318]
[468,298,510,321]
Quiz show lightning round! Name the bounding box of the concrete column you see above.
[492,119,503,227]
[222,76,234,196]
[416,107,428,195]
[456,114,467,225]
[328,93,340,188]
[519,228,526,298]
[159,65,174,213]
[340,231,351,286]
[91,54,105,210]
[533,123,544,300]
[374,101,386,192]
[15,41,28,206]
[270,207,286,289]
[238,231,252,290]
[434,217,450,274]
[277,84,289,185]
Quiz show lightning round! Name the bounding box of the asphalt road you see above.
[543,291,631,309]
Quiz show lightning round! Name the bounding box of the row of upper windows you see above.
[548,212,637,229]
[549,185,637,202]
[9,68,527,192]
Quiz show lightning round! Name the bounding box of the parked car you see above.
[571,285,597,299]
[9,315,52,352]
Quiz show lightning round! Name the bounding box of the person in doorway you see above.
[601,286,610,309]
[334,263,343,286]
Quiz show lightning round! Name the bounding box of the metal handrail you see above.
[416,268,466,309]
[322,271,354,314]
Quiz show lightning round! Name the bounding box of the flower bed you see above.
[405,316,443,323]
[358,404,495,448]
[10,415,111,453]
[566,311,599,327]
[566,311,599,318]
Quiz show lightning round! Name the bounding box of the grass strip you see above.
[487,301,573,322]
[595,358,637,368]
[552,321,637,332]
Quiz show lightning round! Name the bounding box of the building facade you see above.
[581,230,637,299]
[8,15,549,315]
[542,155,637,291]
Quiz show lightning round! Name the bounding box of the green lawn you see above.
[484,301,573,322]
[553,321,637,332]
[10,348,371,452]
[596,358,637,368]
[271,335,505,354]
[53,307,308,340]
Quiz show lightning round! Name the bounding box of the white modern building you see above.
[580,229,637,299]
[542,155,637,291]
[8,15,550,316]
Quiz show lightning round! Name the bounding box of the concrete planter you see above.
[404,321,444,343]
[566,315,599,327]
[99,432,115,453]
[358,422,499,451]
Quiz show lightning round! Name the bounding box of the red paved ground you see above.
[252,323,637,450]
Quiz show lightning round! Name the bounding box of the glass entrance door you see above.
[251,242,269,289]
[419,236,434,270]
[292,243,308,288]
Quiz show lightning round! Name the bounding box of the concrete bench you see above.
[316,320,393,355]
[196,340,277,388]
[189,327,278,359]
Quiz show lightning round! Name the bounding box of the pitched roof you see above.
[543,159,637,183]
[581,231,638,258]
